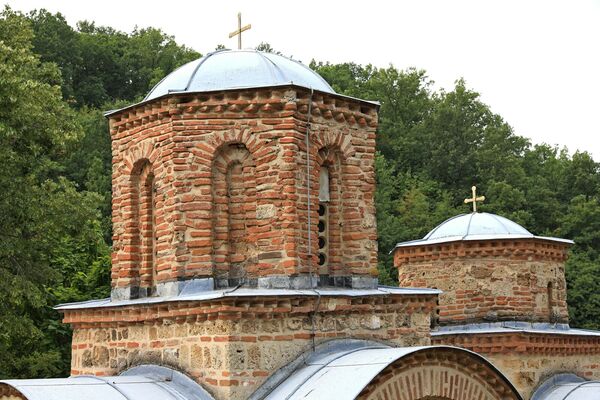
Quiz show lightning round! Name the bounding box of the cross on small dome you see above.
[228,12,251,50]
[464,185,485,213]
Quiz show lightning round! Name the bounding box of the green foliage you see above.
[65,106,116,242]
[375,154,459,284]
[28,10,200,107]
[255,42,281,55]
[0,7,110,378]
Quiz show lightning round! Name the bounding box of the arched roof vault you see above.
[253,340,522,400]
[0,365,214,400]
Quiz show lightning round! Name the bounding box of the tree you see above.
[28,11,200,107]
[0,7,108,378]
[255,42,281,54]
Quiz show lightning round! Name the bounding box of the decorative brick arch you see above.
[358,348,521,400]
[121,140,159,175]
[204,127,261,160]
[312,129,356,161]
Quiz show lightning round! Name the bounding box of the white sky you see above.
[5,0,600,159]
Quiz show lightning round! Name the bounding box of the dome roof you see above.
[394,212,573,249]
[532,373,600,400]
[0,365,214,400]
[145,49,335,101]
[426,212,531,240]
[261,340,520,400]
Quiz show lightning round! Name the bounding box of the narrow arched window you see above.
[318,166,330,274]
[317,148,345,285]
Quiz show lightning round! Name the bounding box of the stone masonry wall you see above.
[109,86,379,297]
[394,239,570,325]
[64,293,436,400]
[434,332,600,399]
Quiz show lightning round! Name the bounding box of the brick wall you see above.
[109,87,379,298]
[0,388,23,400]
[434,332,600,399]
[394,239,570,325]
[64,293,436,400]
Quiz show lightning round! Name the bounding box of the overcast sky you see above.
[5,0,600,159]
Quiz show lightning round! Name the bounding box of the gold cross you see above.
[229,12,251,50]
[464,185,485,213]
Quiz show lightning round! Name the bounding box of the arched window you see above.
[318,167,330,272]
[133,160,156,296]
[317,148,345,284]
[212,144,257,287]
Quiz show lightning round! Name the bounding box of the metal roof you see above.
[55,286,441,311]
[432,321,600,337]
[532,374,600,400]
[254,340,520,400]
[145,49,335,101]
[394,212,573,249]
[0,365,214,400]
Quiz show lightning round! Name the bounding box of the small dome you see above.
[425,212,532,241]
[532,373,600,400]
[394,212,573,248]
[145,49,335,101]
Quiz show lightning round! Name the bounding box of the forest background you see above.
[1,7,599,378]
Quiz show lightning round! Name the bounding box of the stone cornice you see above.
[61,293,437,328]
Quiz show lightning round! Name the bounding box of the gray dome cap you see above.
[394,212,573,249]
[532,373,600,400]
[0,365,214,400]
[145,49,335,101]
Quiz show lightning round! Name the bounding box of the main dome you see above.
[394,212,573,248]
[145,49,335,101]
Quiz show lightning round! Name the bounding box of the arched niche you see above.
[211,143,257,287]
[127,158,156,297]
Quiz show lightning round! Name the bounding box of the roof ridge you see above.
[256,51,287,83]
[488,213,518,235]
[464,212,476,239]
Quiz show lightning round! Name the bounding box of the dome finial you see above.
[464,185,485,213]
[229,12,252,50]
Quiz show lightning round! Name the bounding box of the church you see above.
[1,48,600,400]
